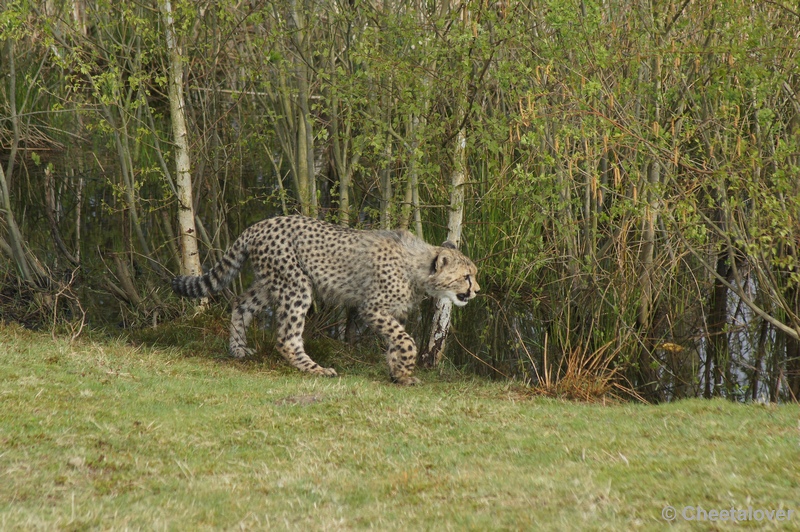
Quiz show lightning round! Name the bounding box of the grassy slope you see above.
[1,321,798,531]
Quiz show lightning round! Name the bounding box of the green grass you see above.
[1,320,798,530]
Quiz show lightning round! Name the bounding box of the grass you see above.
[1,318,798,530]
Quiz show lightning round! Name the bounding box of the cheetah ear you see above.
[441,241,457,250]
[433,251,450,273]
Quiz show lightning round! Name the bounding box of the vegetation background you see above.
[1,0,800,402]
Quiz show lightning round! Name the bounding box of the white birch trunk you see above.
[420,128,467,367]
[160,0,202,280]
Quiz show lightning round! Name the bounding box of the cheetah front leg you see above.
[362,309,420,385]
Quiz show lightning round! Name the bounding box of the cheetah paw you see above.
[319,367,338,377]
[230,347,255,359]
[392,375,421,386]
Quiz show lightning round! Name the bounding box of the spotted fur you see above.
[172,215,479,384]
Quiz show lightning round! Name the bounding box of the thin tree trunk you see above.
[101,104,152,259]
[380,134,393,230]
[398,113,421,233]
[296,98,313,216]
[289,0,317,217]
[410,115,424,238]
[706,254,731,398]
[751,318,768,401]
[420,127,467,368]
[160,0,202,280]
[330,65,361,226]
[636,160,660,400]
[45,167,79,265]
[785,284,800,400]
[0,39,43,284]
[399,172,413,231]
[0,164,34,283]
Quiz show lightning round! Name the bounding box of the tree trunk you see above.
[289,0,317,218]
[160,0,202,279]
[399,113,423,235]
[751,319,768,401]
[330,79,360,226]
[420,127,467,368]
[785,284,800,400]
[635,160,660,400]
[0,39,44,285]
[380,134,393,230]
[705,254,731,398]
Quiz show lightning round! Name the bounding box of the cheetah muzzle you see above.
[172,215,479,384]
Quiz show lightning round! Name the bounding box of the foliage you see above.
[1,0,800,400]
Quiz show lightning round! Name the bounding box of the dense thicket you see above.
[2,0,799,401]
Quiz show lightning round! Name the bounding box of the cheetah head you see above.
[427,242,480,307]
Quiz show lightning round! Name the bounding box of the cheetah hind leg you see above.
[228,281,270,359]
[274,279,337,377]
[276,334,338,377]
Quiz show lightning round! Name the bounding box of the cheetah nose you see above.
[467,275,479,294]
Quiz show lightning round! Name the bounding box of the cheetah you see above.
[172,215,479,385]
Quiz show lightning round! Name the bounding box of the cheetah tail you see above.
[171,233,249,298]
